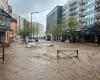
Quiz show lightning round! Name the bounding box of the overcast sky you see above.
[8,0,67,31]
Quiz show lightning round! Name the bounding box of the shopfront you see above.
[0,9,17,47]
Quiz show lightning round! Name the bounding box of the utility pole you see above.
[31,13,33,37]
[19,16,20,32]
[37,23,38,39]
[24,19,26,43]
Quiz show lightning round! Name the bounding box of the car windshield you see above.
[31,39,36,41]
[28,40,35,42]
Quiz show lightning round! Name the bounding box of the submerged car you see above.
[26,39,36,48]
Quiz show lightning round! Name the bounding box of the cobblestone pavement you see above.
[0,40,100,80]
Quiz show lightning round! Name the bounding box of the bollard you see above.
[2,46,4,61]
[76,50,78,58]
[57,50,59,59]
[2,42,5,62]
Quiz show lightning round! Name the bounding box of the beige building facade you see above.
[0,0,17,47]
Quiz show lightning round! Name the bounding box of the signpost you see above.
[50,34,54,46]
[0,42,5,62]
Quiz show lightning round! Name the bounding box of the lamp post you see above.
[37,23,38,39]
[31,12,39,37]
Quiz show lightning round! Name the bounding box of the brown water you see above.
[0,40,100,80]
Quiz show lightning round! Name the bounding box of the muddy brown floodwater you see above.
[0,40,100,80]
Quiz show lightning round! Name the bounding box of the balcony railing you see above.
[69,6,77,11]
[96,13,100,19]
[94,22,100,31]
[95,5,100,11]
[70,1,77,6]
[95,0,100,3]
[79,19,85,23]
[79,14,86,17]
[70,11,77,16]
[80,7,85,11]
[80,1,86,5]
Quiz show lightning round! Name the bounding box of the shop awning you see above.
[0,9,17,22]
[0,24,12,31]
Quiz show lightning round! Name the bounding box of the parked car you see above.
[26,38,29,43]
[26,39,36,48]
[35,38,38,42]
[29,37,38,42]
[65,39,70,43]
[61,39,65,42]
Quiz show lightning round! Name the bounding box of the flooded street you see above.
[0,40,100,80]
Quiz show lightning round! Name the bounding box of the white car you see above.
[26,38,29,43]
[26,39,36,48]
[65,39,70,43]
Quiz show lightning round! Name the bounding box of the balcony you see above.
[0,9,17,30]
[96,13,100,19]
[80,1,86,5]
[70,12,77,16]
[94,22,100,31]
[79,19,85,23]
[70,1,77,6]
[95,0,100,4]
[80,7,85,11]
[95,5,100,11]
[69,6,77,11]
[79,14,86,17]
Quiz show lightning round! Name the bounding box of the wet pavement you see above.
[0,40,100,80]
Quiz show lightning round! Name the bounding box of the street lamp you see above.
[31,12,39,37]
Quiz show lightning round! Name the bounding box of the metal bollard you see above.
[2,46,4,61]
[76,50,78,58]
[57,50,59,59]
[2,42,5,62]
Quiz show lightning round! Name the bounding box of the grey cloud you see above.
[8,0,67,30]
[9,0,55,14]
[9,0,66,14]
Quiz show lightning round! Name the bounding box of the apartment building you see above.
[0,0,8,12]
[69,0,79,19]
[95,0,100,31]
[46,0,100,42]
[10,13,17,40]
[63,0,86,28]
[62,0,99,42]
[18,16,25,30]
[32,22,44,38]
[62,2,70,26]
[94,0,100,44]
[85,0,95,28]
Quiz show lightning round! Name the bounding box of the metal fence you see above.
[57,49,78,59]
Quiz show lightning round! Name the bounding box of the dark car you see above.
[34,38,38,42]
[61,39,65,42]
